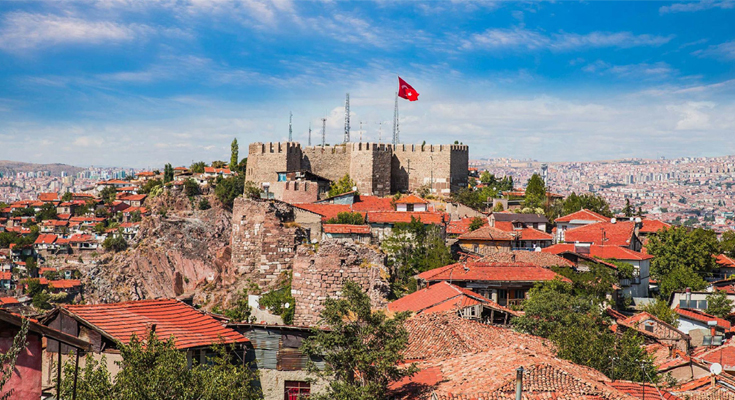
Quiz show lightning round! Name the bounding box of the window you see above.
[285,381,310,400]
[294,182,299,190]
[278,173,287,182]
[407,204,414,211]
[514,289,526,299]
[497,289,507,300]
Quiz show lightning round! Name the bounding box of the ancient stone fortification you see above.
[291,240,390,326]
[245,141,469,196]
[230,198,306,289]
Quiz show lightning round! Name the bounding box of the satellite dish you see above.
[610,218,617,224]
[711,363,723,375]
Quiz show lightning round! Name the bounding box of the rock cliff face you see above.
[83,191,236,308]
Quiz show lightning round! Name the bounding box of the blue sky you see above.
[0,0,734,167]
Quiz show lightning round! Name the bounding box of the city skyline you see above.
[1,1,734,167]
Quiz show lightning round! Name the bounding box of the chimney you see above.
[515,367,524,400]
[686,287,692,308]
[510,253,516,262]
[708,320,717,341]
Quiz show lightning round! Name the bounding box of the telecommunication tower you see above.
[392,93,399,146]
[308,123,312,146]
[288,112,293,142]
[344,93,350,143]
[321,118,327,147]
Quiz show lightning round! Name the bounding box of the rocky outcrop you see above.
[291,240,390,326]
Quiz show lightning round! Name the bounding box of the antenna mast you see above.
[321,117,327,147]
[308,123,312,146]
[379,121,382,144]
[392,93,399,146]
[344,93,350,143]
[359,121,363,142]
[288,111,293,142]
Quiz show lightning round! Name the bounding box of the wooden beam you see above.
[0,311,91,351]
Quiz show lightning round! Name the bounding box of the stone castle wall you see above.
[247,141,468,196]
[291,240,390,326]
[230,198,306,288]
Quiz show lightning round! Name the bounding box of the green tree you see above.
[706,290,734,318]
[61,192,73,202]
[60,330,261,400]
[523,173,546,209]
[183,178,200,197]
[720,231,735,258]
[243,181,262,200]
[220,288,252,323]
[325,212,365,225]
[259,273,295,325]
[514,280,657,382]
[36,203,58,221]
[301,280,417,400]
[100,186,118,205]
[198,198,211,210]
[130,211,142,223]
[0,318,30,400]
[646,226,720,297]
[102,234,128,253]
[229,139,239,171]
[641,299,679,327]
[190,161,207,174]
[468,217,485,231]
[329,174,358,197]
[163,163,174,184]
[381,217,454,297]
[214,174,247,209]
[623,199,634,217]
[25,257,38,277]
[479,171,495,185]
[556,192,613,219]
[138,179,162,195]
[211,160,227,169]
[237,158,248,174]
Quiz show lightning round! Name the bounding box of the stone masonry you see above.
[245,141,469,196]
[291,240,390,326]
[230,197,306,289]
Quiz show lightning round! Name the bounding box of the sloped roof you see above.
[34,234,58,245]
[716,254,735,268]
[608,381,681,400]
[351,195,394,212]
[543,244,653,260]
[395,194,429,204]
[323,224,371,234]
[492,212,548,224]
[563,221,636,247]
[38,192,59,202]
[675,306,731,330]
[387,281,516,316]
[516,227,553,241]
[458,225,515,241]
[639,219,671,234]
[292,203,352,221]
[367,211,446,225]
[478,251,574,268]
[447,217,487,235]
[555,209,610,223]
[417,261,570,283]
[62,299,248,349]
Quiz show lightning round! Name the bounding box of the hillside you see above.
[0,160,86,177]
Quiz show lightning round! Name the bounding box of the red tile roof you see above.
[675,306,731,330]
[0,297,19,305]
[457,225,515,241]
[367,211,446,225]
[516,227,553,241]
[394,194,429,204]
[388,281,516,316]
[293,203,352,221]
[543,244,653,260]
[447,217,488,235]
[639,219,671,234]
[63,299,248,349]
[479,251,574,268]
[564,221,636,247]
[323,224,371,234]
[0,272,11,280]
[608,381,680,400]
[34,234,58,245]
[204,167,231,174]
[68,234,94,243]
[716,254,735,268]
[555,209,610,223]
[49,279,82,289]
[38,192,59,202]
[417,261,570,283]
[695,340,735,370]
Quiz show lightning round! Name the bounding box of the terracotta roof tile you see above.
[63,299,248,349]
[478,251,574,268]
[564,221,636,247]
[555,209,610,223]
[458,225,515,241]
[417,261,570,283]
[543,244,653,260]
[387,282,516,316]
[639,219,671,234]
[395,194,429,204]
[323,224,371,234]
[367,211,446,225]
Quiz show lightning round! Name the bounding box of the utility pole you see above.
[321,117,326,147]
[344,93,350,143]
[359,121,363,142]
[392,93,399,146]
[378,121,382,144]
[288,111,293,142]
[308,123,312,146]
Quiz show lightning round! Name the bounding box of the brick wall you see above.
[291,240,390,326]
[230,198,306,289]
[269,181,320,204]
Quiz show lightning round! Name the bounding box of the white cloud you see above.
[72,135,105,147]
[694,40,735,61]
[660,0,734,13]
[0,12,149,51]
[463,27,673,52]
[667,102,716,130]
[582,61,675,79]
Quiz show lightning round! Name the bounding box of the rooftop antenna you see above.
[288,111,293,142]
[321,117,327,147]
[378,121,383,144]
[344,93,350,143]
[392,92,399,146]
[308,123,312,146]
[359,121,363,142]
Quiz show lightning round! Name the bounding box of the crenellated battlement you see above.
[393,143,469,153]
[250,142,302,154]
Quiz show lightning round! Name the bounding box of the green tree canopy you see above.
[329,174,358,198]
[523,173,546,209]
[646,226,720,297]
[99,186,118,205]
[623,199,634,217]
[190,161,207,174]
[468,217,485,231]
[706,290,734,318]
[163,163,174,184]
[325,211,365,225]
[35,203,58,221]
[301,280,417,400]
[215,174,246,208]
[230,138,239,171]
[61,192,73,202]
[641,299,679,327]
[720,230,735,258]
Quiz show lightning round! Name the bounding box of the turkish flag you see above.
[398,77,419,101]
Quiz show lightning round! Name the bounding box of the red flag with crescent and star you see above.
[398,76,419,101]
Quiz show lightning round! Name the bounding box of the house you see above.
[135,171,157,180]
[456,225,515,254]
[0,271,12,290]
[386,281,517,324]
[395,194,429,212]
[117,193,147,208]
[712,254,735,282]
[490,211,549,232]
[0,310,91,400]
[47,279,82,297]
[446,217,488,238]
[227,323,326,400]
[203,167,233,178]
[562,220,643,251]
[39,299,249,387]
[366,211,447,242]
[554,209,610,242]
[478,250,574,268]
[674,306,731,340]
[416,261,570,307]
[322,224,371,244]
[37,192,59,203]
[67,234,98,251]
[609,310,690,353]
[544,243,653,298]
[268,170,331,202]
[33,234,71,256]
